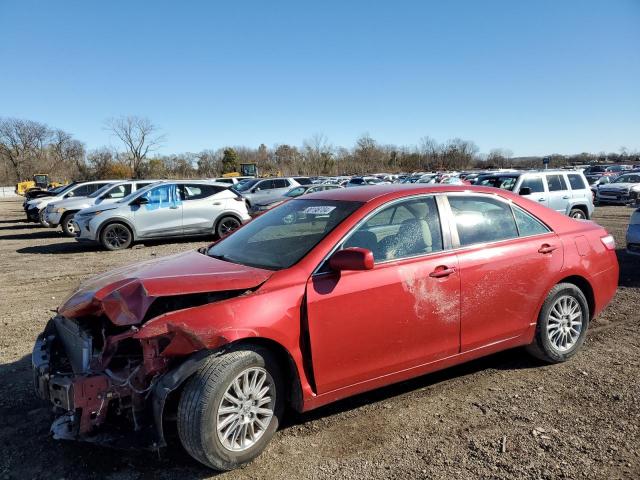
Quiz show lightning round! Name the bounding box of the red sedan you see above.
[33,184,618,470]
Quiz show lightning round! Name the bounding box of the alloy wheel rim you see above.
[216,367,275,452]
[105,225,130,248]
[220,218,240,235]
[571,211,585,219]
[547,295,583,352]
[66,218,76,234]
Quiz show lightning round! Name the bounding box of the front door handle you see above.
[562,195,570,199]
[538,244,557,254]
[169,205,179,209]
[429,266,456,278]
[538,197,546,202]
[212,202,222,206]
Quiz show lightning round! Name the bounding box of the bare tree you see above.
[0,118,51,181]
[105,116,165,178]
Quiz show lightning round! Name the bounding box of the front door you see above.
[133,183,183,237]
[305,196,461,394]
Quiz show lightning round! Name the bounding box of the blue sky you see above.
[1,0,638,156]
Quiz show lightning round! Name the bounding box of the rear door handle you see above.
[537,197,546,202]
[538,244,557,254]
[169,205,179,209]
[212,202,222,206]
[562,195,570,199]
[429,266,456,278]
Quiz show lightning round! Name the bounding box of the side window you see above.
[343,197,443,262]
[182,184,225,200]
[519,177,545,193]
[448,196,518,246]
[567,174,587,190]
[273,179,288,188]
[141,184,180,208]
[257,180,275,191]
[105,184,131,199]
[513,207,550,237]
[546,174,567,192]
[136,182,152,190]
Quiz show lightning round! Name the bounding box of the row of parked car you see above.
[20,166,640,253]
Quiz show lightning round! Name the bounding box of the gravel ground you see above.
[0,197,639,480]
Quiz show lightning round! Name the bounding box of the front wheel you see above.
[38,209,51,228]
[61,213,77,237]
[177,348,284,471]
[99,222,133,250]
[526,283,590,363]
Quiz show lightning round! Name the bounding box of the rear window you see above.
[182,184,226,200]
[567,174,588,190]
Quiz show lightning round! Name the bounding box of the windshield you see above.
[614,174,640,183]
[55,183,78,195]
[478,175,518,190]
[208,199,362,270]
[233,179,260,192]
[285,186,307,197]
[118,182,160,203]
[89,183,118,198]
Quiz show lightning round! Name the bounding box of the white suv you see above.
[45,180,160,236]
[477,170,594,219]
[73,180,250,250]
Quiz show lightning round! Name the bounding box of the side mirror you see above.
[519,187,532,196]
[66,191,75,198]
[252,187,260,193]
[133,196,149,205]
[329,247,374,272]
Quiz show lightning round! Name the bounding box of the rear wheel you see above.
[216,216,241,238]
[177,348,284,471]
[526,283,589,363]
[569,208,586,219]
[61,213,77,237]
[38,209,51,228]
[100,222,133,250]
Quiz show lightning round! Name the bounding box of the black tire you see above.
[177,348,284,471]
[38,208,51,228]
[99,222,133,251]
[526,282,590,363]
[61,212,77,237]
[216,215,241,239]
[569,208,587,220]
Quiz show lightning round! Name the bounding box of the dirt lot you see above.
[1,197,639,479]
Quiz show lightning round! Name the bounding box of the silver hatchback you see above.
[74,180,251,250]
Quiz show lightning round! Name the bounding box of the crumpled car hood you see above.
[58,250,273,325]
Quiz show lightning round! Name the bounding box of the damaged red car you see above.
[33,184,618,470]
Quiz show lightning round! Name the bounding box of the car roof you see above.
[303,184,519,203]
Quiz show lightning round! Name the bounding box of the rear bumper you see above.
[591,262,619,318]
[626,224,640,256]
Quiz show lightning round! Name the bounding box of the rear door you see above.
[180,183,228,234]
[545,174,570,214]
[306,195,461,394]
[445,194,563,350]
[133,183,183,237]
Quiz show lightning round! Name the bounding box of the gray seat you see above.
[344,230,379,257]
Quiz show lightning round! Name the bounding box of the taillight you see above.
[600,234,616,250]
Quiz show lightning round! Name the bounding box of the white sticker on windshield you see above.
[303,206,336,215]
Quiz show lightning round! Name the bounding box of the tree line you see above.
[1,116,638,185]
